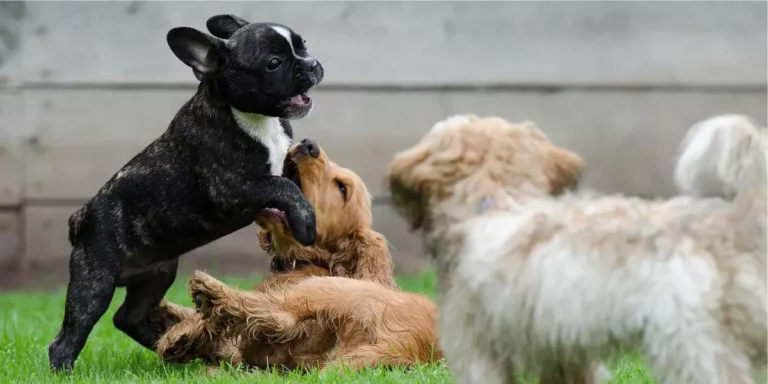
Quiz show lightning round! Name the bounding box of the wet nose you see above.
[302,58,318,71]
[298,138,320,158]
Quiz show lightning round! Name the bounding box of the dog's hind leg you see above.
[113,259,178,350]
[188,271,302,340]
[191,271,391,341]
[48,245,120,371]
[448,346,514,384]
[147,299,197,340]
[539,360,610,384]
[644,328,754,384]
[155,312,231,364]
[649,352,754,384]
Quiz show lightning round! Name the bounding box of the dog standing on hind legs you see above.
[48,14,324,371]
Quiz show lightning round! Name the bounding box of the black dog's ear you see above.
[167,27,225,79]
[206,14,250,39]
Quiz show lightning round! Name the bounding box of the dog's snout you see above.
[298,138,320,158]
[301,58,318,72]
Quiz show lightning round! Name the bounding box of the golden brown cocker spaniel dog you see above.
[150,139,440,371]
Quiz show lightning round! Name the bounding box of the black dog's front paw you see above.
[287,202,316,246]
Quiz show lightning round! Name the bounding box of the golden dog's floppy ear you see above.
[332,229,397,288]
[544,144,584,195]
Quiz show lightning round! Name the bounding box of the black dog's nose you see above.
[298,138,320,158]
[301,58,318,72]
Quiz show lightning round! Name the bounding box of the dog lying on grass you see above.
[153,139,441,370]
[387,114,766,384]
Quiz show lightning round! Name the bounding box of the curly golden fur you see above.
[387,114,766,384]
[152,140,440,370]
[255,139,396,288]
[186,270,440,371]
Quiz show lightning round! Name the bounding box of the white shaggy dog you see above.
[386,114,766,384]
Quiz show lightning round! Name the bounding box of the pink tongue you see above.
[290,95,305,105]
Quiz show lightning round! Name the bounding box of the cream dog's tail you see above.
[673,114,767,200]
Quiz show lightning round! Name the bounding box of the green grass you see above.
[0,271,654,383]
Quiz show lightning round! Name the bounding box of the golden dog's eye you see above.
[336,180,347,201]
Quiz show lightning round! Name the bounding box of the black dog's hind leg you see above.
[113,259,178,350]
[49,245,120,371]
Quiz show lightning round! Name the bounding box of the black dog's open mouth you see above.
[287,93,311,108]
[282,154,301,190]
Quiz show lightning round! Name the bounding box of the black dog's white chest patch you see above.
[231,108,291,175]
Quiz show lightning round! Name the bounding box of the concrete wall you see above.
[0,1,765,284]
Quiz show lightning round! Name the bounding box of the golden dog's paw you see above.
[192,292,212,316]
[156,331,196,363]
[187,271,245,334]
[156,315,217,364]
[188,270,217,292]
[187,271,226,316]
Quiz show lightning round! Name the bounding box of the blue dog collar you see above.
[478,197,494,213]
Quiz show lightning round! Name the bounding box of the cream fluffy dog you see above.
[387,114,766,384]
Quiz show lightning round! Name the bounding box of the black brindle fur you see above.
[48,15,324,371]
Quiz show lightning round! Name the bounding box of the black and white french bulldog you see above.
[48,14,324,371]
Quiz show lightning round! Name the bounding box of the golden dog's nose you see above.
[297,138,320,158]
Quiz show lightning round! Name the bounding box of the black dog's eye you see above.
[266,58,282,72]
[336,180,347,201]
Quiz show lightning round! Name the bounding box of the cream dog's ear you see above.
[544,145,584,195]
[387,142,431,230]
